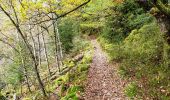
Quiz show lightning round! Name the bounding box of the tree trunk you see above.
[21,56,32,93]
[55,20,63,67]
[29,25,37,63]
[0,5,47,96]
[52,19,61,72]
[41,30,51,77]
[52,14,63,72]
[24,68,32,93]
[37,27,42,68]
[17,28,32,93]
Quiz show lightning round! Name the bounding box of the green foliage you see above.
[116,0,143,14]
[125,82,138,98]
[5,64,23,85]
[127,13,154,31]
[0,91,6,100]
[85,0,113,13]
[99,0,170,99]
[61,85,83,100]
[80,0,113,36]
[59,18,79,53]
[60,93,78,100]
[120,23,170,99]
[98,37,124,61]
[80,22,104,35]
[3,40,31,88]
[122,23,163,64]
[71,37,90,55]
[81,52,92,64]
[55,73,70,87]
[101,21,169,98]
[51,45,93,99]
[77,64,89,72]
[102,0,154,43]
[80,22,104,29]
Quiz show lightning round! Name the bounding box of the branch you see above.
[29,0,91,37]
[34,0,91,25]
[0,38,19,53]
[154,0,170,16]
[0,30,16,43]
[10,0,19,24]
[0,4,36,63]
[0,54,16,62]
[57,0,91,19]
[0,4,17,28]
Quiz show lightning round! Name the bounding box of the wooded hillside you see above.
[0,0,170,100]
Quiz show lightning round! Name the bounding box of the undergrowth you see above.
[47,43,93,100]
[99,0,170,99]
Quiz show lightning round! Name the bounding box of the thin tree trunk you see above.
[23,64,31,93]
[17,29,32,94]
[41,30,51,77]
[23,67,32,93]
[29,25,37,62]
[20,54,32,93]
[37,27,42,68]
[55,20,63,67]
[0,5,47,96]
[52,19,61,72]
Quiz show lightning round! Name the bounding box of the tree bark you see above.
[20,49,32,93]
[0,4,47,97]
[29,25,37,63]
[41,29,51,77]
[52,17,61,72]
[37,27,42,68]
[23,64,32,93]
[55,19,63,66]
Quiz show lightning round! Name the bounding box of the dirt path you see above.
[84,39,127,100]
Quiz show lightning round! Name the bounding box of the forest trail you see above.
[84,39,127,100]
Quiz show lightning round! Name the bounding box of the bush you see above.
[122,23,164,64]
[118,22,170,98]
[77,64,89,72]
[80,22,104,35]
[127,13,154,31]
[101,17,170,99]
[102,0,154,43]
[99,1,170,98]
[59,17,79,53]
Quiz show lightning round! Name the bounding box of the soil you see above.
[83,39,128,100]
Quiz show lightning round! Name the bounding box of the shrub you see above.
[80,22,104,35]
[98,0,170,99]
[59,18,79,53]
[102,0,154,43]
[103,19,170,99]
[122,22,164,64]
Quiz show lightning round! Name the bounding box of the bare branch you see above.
[0,38,19,53]
[0,53,16,62]
[34,0,91,25]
